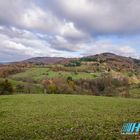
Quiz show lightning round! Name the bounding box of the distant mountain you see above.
[6,52,140,72]
[24,53,140,65]
[0,62,11,65]
[84,53,140,71]
[25,57,75,65]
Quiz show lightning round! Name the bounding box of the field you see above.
[0,55,140,139]
[0,94,140,140]
[4,66,139,97]
[10,67,99,81]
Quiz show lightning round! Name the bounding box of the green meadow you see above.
[0,94,140,140]
[10,67,99,82]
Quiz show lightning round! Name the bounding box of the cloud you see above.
[0,26,85,62]
[82,39,139,58]
[0,0,32,27]
[0,0,140,62]
[1,0,140,35]
[45,0,140,35]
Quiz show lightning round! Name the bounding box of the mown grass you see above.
[0,94,140,140]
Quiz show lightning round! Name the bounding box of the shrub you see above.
[137,83,140,88]
[16,84,25,93]
[0,79,13,95]
[75,75,130,96]
[67,76,73,82]
[0,65,24,78]
[42,78,76,94]
[47,85,58,94]
[65,60,81,67]
[42,75,130,97]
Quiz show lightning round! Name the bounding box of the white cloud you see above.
[0,26,84,61]
[0,0,140,61]
[59,21,88,41]
[2,40,39,56]
[82,39,139,58]
[22,4,62,33]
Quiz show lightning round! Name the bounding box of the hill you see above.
[25,57,75,65]
[23,53,140,71]
[83,53,140,72]
[0,52,140,98]
[1,53,139,72]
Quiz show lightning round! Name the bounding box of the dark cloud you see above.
[40,0,140,35]
[1,0,140,35]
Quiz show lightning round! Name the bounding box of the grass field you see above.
[10,67,99,82]
[0,94,140,140]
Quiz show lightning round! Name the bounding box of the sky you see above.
[0,0,140,62]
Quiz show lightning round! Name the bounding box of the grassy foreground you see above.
[0,94,140,140]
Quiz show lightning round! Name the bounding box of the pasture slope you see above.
[0,94,140,140]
